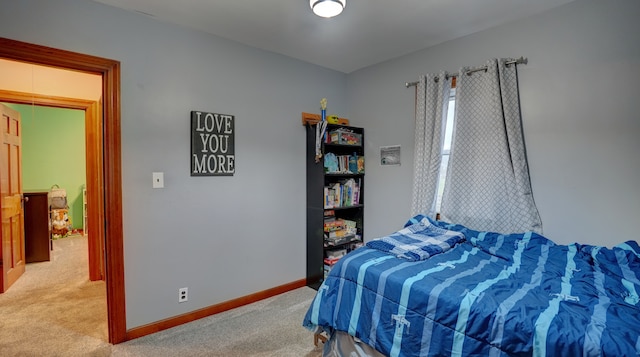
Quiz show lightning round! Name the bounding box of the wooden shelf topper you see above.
[301,112,349,126]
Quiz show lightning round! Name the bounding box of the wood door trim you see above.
[0,90,94,109]
[86,101,105,282]
[0,37,126,344]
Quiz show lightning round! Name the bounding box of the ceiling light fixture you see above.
[310,0,346,18]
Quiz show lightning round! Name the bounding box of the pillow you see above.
[403,214,427,227]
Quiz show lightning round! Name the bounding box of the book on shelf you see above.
[349,155,357,173]
[326,229,350,239]
[324,264,332,279]
[324,153,365,174]
[326,248,347,260]
[324,257,341,266]
[324,218,356,232]
[324,219,345,232]
[323,178,361,209]
[324,235,356,247]
[345,179,355,206]
[342,219,357,230]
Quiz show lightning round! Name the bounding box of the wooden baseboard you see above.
[124,278,307,341]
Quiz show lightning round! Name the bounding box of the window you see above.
[434,88,456,214]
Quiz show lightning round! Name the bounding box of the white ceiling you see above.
[91,0,576,73]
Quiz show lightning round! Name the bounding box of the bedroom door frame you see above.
[0,37,126,344]
[0,90,105,282]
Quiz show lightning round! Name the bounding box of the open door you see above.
[0,103,25,292]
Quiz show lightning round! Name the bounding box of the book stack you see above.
[324,248,347,279]
[324,218,358,246]
[323,178,361,209]
[323,261,334,280]
[324,153,365,174]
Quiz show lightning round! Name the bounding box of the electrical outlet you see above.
[178,287,188,303]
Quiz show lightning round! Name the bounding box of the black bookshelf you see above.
[306,123,365,289]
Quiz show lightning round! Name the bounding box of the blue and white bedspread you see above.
[303,217,640,357]
[365,215,465,261]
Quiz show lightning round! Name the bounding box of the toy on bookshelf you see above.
[328,128,362,146]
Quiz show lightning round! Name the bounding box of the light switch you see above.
[152,172,164,188]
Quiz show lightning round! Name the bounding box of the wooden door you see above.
[0,103,25,292]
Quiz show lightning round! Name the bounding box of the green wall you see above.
[4,103,86,230]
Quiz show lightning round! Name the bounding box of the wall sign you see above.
[191,111,235,176]
[380,145,401,166]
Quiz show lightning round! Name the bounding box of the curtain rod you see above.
[404,56,528,88]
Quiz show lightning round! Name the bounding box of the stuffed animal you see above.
[51,209,72,238]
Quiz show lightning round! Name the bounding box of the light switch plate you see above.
[152,172,164,188]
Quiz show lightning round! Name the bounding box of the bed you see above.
[303,215,640,356]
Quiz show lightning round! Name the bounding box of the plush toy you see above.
[51,209,72,238]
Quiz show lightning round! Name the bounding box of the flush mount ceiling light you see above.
[310,0,346,18]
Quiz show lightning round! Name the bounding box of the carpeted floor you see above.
[0,235,322,356]
[113,287,323,357]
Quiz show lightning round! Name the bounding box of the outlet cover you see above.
[153,172,164,188]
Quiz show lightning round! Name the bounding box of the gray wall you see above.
[0,0,346,328]
[348,0,640,247]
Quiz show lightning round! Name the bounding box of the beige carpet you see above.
[0,235,111,356]
[0,235,322,356]
[114,287,323,357]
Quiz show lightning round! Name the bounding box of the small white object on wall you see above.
[152,172,164,188]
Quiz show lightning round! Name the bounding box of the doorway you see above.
[0,37,126,344]
[1,90,104,282]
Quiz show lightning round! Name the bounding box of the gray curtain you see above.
[440,59,542,233]
[410,72,452,217]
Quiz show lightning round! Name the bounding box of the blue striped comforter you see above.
[303,218,640,357]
